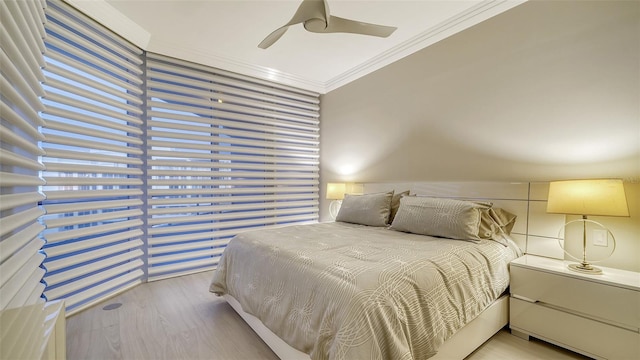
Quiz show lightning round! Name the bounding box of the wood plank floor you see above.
[67,271,589,360]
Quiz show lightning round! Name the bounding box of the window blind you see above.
[3,0,321,313]
[146,54,320,281]
[0,0,48,311]
[39,0,145,316]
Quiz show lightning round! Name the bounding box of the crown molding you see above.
[324,0,527,92]
[62,0,151,49]
[251,0,526,93]
[63,0,526,94]
[146,38,327,94]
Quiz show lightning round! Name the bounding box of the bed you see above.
[210,187,528,360]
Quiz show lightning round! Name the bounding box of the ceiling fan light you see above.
[304,18,328,32]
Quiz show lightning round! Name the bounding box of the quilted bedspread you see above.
[210,222,521,360]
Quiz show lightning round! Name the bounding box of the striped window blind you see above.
[146,54,320,281]
[0,0,48,311]
[2,0,320,314]
[39,0,145,315]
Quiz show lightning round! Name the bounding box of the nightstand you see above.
[509,255,640,360]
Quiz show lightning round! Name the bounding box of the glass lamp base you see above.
[328,200,342,219]
[558,218,615,276]
[568,263,602,275]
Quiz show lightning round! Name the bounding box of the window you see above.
[2,0,320,314]
[39,0,145,315]
[0,0,48,311]
[145,54,320,281]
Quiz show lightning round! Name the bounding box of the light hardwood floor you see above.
[67,271,589,360]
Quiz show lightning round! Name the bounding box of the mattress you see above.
[210,222,522,360]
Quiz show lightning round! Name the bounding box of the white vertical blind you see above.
[39,0,145,316]
[146,54,320,281]
[0,0,48,310]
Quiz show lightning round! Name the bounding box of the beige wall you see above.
[319,1,639,271]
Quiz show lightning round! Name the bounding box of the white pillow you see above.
[390,196,489,241]
[336,191,393,227]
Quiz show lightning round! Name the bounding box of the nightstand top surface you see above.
[511,255,640,291]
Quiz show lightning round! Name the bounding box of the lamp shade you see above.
[546,179,629,217]
[326,183,346,200]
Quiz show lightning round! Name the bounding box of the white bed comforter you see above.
[210,222,521,360]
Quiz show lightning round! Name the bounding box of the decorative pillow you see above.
[336,191,393,227]
[389,190,410,224]
[390,197,489,241]
[478,207,517,245]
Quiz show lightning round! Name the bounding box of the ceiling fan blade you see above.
[289,0,329,26]
[258,26,290,49]
[321,15,396,37]
[259,0,329,49]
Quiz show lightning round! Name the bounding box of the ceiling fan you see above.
[258,0,397,49]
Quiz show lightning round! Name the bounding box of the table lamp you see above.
[546,179,629,274]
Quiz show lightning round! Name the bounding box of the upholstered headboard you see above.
[361,182,565,259]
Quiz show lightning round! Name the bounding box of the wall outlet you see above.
[593,229,608,247]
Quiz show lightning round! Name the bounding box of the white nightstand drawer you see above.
[511,265,640,330]
[511,297,640,360]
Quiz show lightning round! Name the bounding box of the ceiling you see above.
[67,0,526,93]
